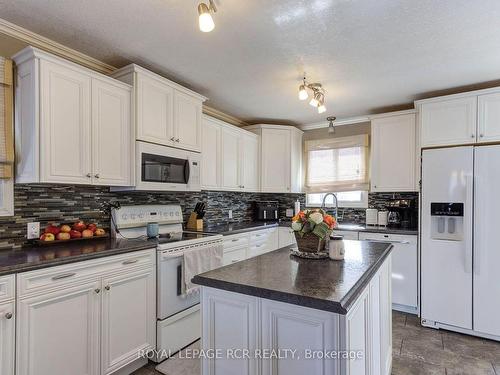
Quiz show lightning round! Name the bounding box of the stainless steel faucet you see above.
[321,193,338,218]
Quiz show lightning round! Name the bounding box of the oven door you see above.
[157,250,200,319]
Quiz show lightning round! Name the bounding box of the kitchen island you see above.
[192,240,393,375]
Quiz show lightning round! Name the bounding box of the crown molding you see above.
[0,17,115,74]
[202,105,248,127]
[299,115,371,131]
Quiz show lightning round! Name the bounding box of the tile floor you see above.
[133,311,500,375]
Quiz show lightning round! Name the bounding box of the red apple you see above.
[94,228,106,236]
[56,232,70,241]
[87,223,97,233]
[40,233,55,241]
[81,229,94,238]
[45,224,61,235]
[69,230,82,239]
[73,221,87,232]
[60,224,71,233]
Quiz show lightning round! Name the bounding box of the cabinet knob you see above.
[95,288,101,294]
[94,174,100,179]
[471,134,475,138]
[480,134,484,138]
[5,312,12,320]
[86,173,91,178]
[105,285,110,291]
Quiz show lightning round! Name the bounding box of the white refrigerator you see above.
[421,145,500,339]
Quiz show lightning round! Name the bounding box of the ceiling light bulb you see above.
[318,104,326,113]
[198,3,215,32]
[309,93,320,107]
[327,116,336,134]
[298,85,308,100]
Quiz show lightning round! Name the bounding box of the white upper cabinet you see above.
[136,73,174,145]
[240,133,259,192]
[417,88,500,148]
[419,96,477,147]
[111,64,206,153]
[91,77,132,186]
[245,124,303,193]
[371,112,416,192]
[39,59,92,184]
[201,115,260,192]
[201,116,221,190]
[221,126,241,190]
[13,46,133,186]
[478,92,500,143]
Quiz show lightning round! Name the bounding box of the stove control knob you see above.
[121,214,128,220]
[139,214,144,219]
[131,214,136,220]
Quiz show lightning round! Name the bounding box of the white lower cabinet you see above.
[201,255,392,375]
[101,269,156,375]
[0,300,15,375]
[16,249,156,375]
[278,227,296,248]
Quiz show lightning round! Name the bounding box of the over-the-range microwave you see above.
[113,141,201,192]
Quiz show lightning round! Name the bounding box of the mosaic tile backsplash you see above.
[0,184,417,249]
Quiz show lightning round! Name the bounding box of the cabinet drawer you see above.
[0,275,15,303]
[223,234,249,251]
[223,247,247,266]
[17,248,156,297]
[248,243,268,258]
[358,232,417,245]
[249,228,274,243]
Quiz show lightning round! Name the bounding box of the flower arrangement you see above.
[291,209,336,240]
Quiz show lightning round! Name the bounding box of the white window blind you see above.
[304,135,370,193]
[0,57,14,179]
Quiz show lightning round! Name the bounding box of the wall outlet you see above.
[228,210,233,220]
[27,222,40,239]
[286,209,294,217]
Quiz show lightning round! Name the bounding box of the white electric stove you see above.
[111,204,223,361]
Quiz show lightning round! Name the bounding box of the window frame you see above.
[306,191,369,209]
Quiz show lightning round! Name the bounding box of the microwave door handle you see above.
[184,159,191,183]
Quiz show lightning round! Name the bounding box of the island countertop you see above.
[192,240,393,315]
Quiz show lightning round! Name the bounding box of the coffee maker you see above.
[254,201,279,221]
[386,199,417,229]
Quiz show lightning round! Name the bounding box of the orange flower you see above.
[323,215,336,229]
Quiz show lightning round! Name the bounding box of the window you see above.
[0,57,14,216]
[306,191,368,208]
[304,135,369,193]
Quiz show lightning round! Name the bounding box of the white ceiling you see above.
[2,0,500,125]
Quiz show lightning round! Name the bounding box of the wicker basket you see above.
[294,232,326,253]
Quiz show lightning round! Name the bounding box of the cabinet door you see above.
[91,78,132,186]
[16,280,101,375]
[221,127,241,190]
[40,59,92,184]
[420,96,477,147]
[371,114,416,192]
[101,268,156,375]
[261,128,291,193]
[136,73,174,145]
[174,91,202,152]
[261,299,338,375]
[344,288,370,375]
[0,301,15,375]
[223,246,247,266]
[201,117,221,190]
[379,258,392,375]
[240,134,259,192]
[478,92,500,143]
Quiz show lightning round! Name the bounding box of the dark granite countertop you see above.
[200,221,279,236]
[192,240,393,315]
[335,223,418,236]
[0,238,157,276]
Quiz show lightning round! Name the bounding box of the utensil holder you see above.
[187,212,203,230]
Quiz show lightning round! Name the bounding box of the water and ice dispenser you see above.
[430,203,464,241]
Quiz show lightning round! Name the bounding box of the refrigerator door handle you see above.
[464,175,473,274]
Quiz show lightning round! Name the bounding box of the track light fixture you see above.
[198,0,217,32]
[298,75,327,114]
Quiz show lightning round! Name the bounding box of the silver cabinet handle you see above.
[231,259,241,263]
[52,272,76,281]
[361,239,411,245]
[170,137,175,141]
[105,285,111,291]
[95,288,101,294]
[231,239,239,242]
[122,259,139,265]
[175,138,180,142]
[94,174,100,178]
[5,312,12,319]
[86,173,91,178]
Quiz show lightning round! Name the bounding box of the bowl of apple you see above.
[36,221,108,245]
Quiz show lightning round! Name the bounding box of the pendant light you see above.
[327,116,336,134]
[198,0,217,32]
[298,74,328,113]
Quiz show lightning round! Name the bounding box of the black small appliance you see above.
[386,199,418,229]
[254,201,279,221]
